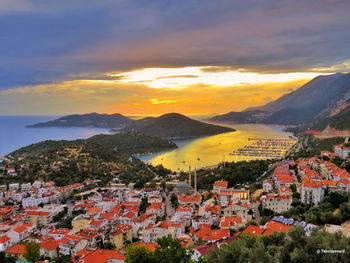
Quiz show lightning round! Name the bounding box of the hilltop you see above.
[124,113,234,138]
[26,112,134,129]
[5,131,176,185]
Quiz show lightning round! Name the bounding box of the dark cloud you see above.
[1,0,350,89]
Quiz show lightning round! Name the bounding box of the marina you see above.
[229,138,296,158]
[137,124,295,171]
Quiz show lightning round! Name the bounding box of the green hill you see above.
[125,113,234,138]
[5,131,176,186]
[26,112,134,129]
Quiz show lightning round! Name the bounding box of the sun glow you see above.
[113,66,323,89]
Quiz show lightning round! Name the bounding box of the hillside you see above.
[124,113,234,138]
[5,131,176,185]
[209,110,269,123]
[209,73,350,127]
[26,113,134,129]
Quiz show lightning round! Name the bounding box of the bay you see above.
[137,124,294,171]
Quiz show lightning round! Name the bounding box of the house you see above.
[0,236,11,252]
[7,223,34,243]
[337,179,350,192]
[194,227,230,243]
[262,194,292,213]
[301,179,324,205]
[178,193,201,206]
[77,249,125,263]
[40,240,59,259]
[59,235,88,256]
[48,228,76,240]
[111,224,133,249]
[142,221,184,243]
[263,180,273,193]
[219,216,244,229]
[5,244,27,261]
[72,214,92,232]
[146,202,164,217]
[28,210,52,226]
[213,180,228,193]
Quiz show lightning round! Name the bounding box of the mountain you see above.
[124,113,234,138]
[209,110,269,123]
[6,131,176,185]
[209,73,350,128]
[26,113,134,129]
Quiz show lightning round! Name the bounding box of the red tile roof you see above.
[79,249,126,262]
[178,194,201,203]
[242,225,264,236]
[220,216,243,227]
[265,221,293,233]
[40,240,59,250]
[134,242,157,251]
[0,236,10,243]
[6,244,27,254]
[213,180,228,188]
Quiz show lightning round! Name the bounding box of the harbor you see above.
[229,138,296,158]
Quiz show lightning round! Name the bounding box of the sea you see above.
[0,116,111,156]
[0,116,294,171]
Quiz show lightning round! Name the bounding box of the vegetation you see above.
[126,236,193,263]
[185,159,275,190]
[287,134,345,159]
[280,192,350,225]
[124,113,234,138]
[3,131,176,185]
[24,242,40,262]
[207,227,350,263]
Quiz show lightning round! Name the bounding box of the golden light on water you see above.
[138,124,295,171]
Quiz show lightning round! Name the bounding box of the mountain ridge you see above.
[209,72,350,131]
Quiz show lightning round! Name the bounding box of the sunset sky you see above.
[1,0,350,116]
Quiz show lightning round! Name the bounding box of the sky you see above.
[1,0,350,116]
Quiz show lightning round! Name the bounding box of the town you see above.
[0,142,349,263]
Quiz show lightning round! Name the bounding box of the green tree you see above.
[125,245,155,263]
[154,236,193,263]
[24,242,40,262]
[170,193,179,208]
[139,197,150,213]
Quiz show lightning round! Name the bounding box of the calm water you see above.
[138,124,294,171]
[0,116,111,156]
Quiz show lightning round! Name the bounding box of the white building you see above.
[301,180,324,205]
[262,194,292,213]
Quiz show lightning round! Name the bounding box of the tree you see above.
[139,197,150,213]
[170,193,179,208]
[102,241,116,250]
[125,245,155,263]
[154,236,193,263]
[24,242,40,262]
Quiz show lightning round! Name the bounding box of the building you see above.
[28,210,52,226]
[262,194,292,213]
[72,214,92,232]
[142,221,184,243]
[213,180,228,193]
[0,236,11,252]
[77,249,125,263]
[301,179,324,205]
[178,193,201,206]
[40,240,59,259]
[111,224,133,249]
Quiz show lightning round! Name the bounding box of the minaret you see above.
[188,165,191,187]
[194,169,197,193]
